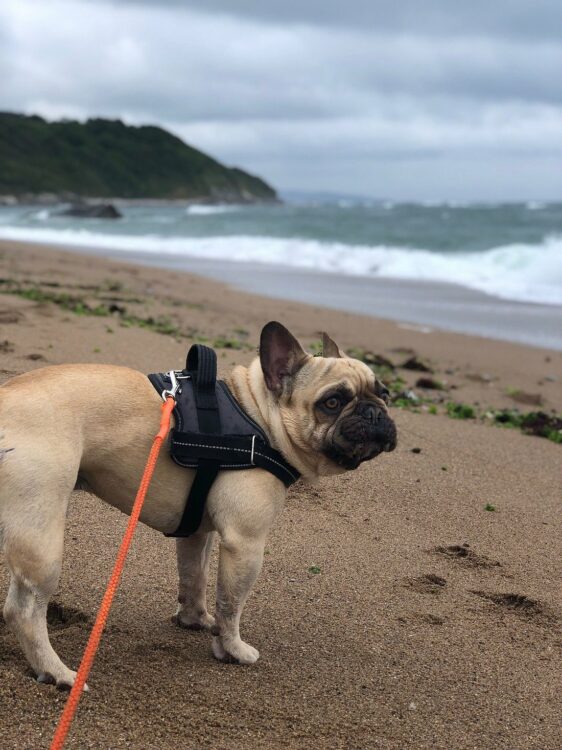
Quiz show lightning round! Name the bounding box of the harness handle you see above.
[186,343,220,434]
[186,344,216,394]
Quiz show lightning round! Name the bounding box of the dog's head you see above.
[259,322,397,476]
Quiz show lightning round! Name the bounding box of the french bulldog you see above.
[0,321,396,687]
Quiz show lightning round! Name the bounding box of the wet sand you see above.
[10,239,562,350]
[0,240,561,750]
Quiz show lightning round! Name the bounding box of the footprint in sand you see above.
[432,544,501,569]
[405,573,447,595]
[46,602,89,631]
[469,591,556,622]
[0,310,24,324]
[397,612,445,626]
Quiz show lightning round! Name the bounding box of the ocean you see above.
[1,200,561,348]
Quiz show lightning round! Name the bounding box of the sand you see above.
[0,240,560,750]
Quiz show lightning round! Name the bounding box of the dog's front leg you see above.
[174,531,215,631]
[212,534,265,664]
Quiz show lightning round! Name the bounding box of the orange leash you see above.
[49,396,175,750]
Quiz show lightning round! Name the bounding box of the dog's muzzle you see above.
[326,401,397,470]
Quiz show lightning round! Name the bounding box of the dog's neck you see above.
[225,358,319,481]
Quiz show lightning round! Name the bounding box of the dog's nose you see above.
[357,401,384,424]
[357,401,397,451]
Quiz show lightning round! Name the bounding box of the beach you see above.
[0,239,561,750]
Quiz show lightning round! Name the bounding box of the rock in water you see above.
[57,203,122,219]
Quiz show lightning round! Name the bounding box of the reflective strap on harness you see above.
[170,432,300,486]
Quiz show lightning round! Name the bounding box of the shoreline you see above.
[4,237,562,351]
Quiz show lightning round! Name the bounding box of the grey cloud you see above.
[2,0,562,199]
[96,0,562,40]
[4,4,561,124]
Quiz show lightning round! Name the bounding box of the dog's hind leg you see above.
[173,531,216,631]
[2,486,78,689]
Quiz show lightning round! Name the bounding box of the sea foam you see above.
[186,205,241,215]
[0,225,560,306]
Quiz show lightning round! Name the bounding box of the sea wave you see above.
[0,225,560,306]
[186,204,242,215]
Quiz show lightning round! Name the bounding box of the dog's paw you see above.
[36,669,89,692]
[212,636,259,665]
[172,609,216,631]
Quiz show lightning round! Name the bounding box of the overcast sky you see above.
[1,0,561,200]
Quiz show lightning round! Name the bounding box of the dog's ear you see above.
[260,322,308,395]
[322,332,345,358]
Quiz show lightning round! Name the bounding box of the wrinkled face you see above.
[283,356,397,474]
[259,322,397,477]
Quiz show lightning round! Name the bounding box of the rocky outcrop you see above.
[56,203,122,219]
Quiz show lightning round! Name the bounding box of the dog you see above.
[0,321,396,687]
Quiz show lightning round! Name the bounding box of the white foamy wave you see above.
[186,205,242,215]
[0,225,560,306]
[33,209,51,221]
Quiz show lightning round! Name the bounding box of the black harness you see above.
[148,344,300,537]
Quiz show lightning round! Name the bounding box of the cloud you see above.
[1,0,562,199]
[93,0,562,40]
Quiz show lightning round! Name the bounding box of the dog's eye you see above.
[375,381,390,404]
[324,395,342,411]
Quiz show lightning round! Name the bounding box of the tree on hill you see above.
[0,113,277,202]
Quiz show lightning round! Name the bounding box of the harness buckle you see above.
[250,434,256,465]
[161,370,186,402]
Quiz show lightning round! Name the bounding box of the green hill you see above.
[0,113,278,202]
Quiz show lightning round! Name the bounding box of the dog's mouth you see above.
[325,413,397,470]
[325,441,390,470]
[324,444,374,470]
